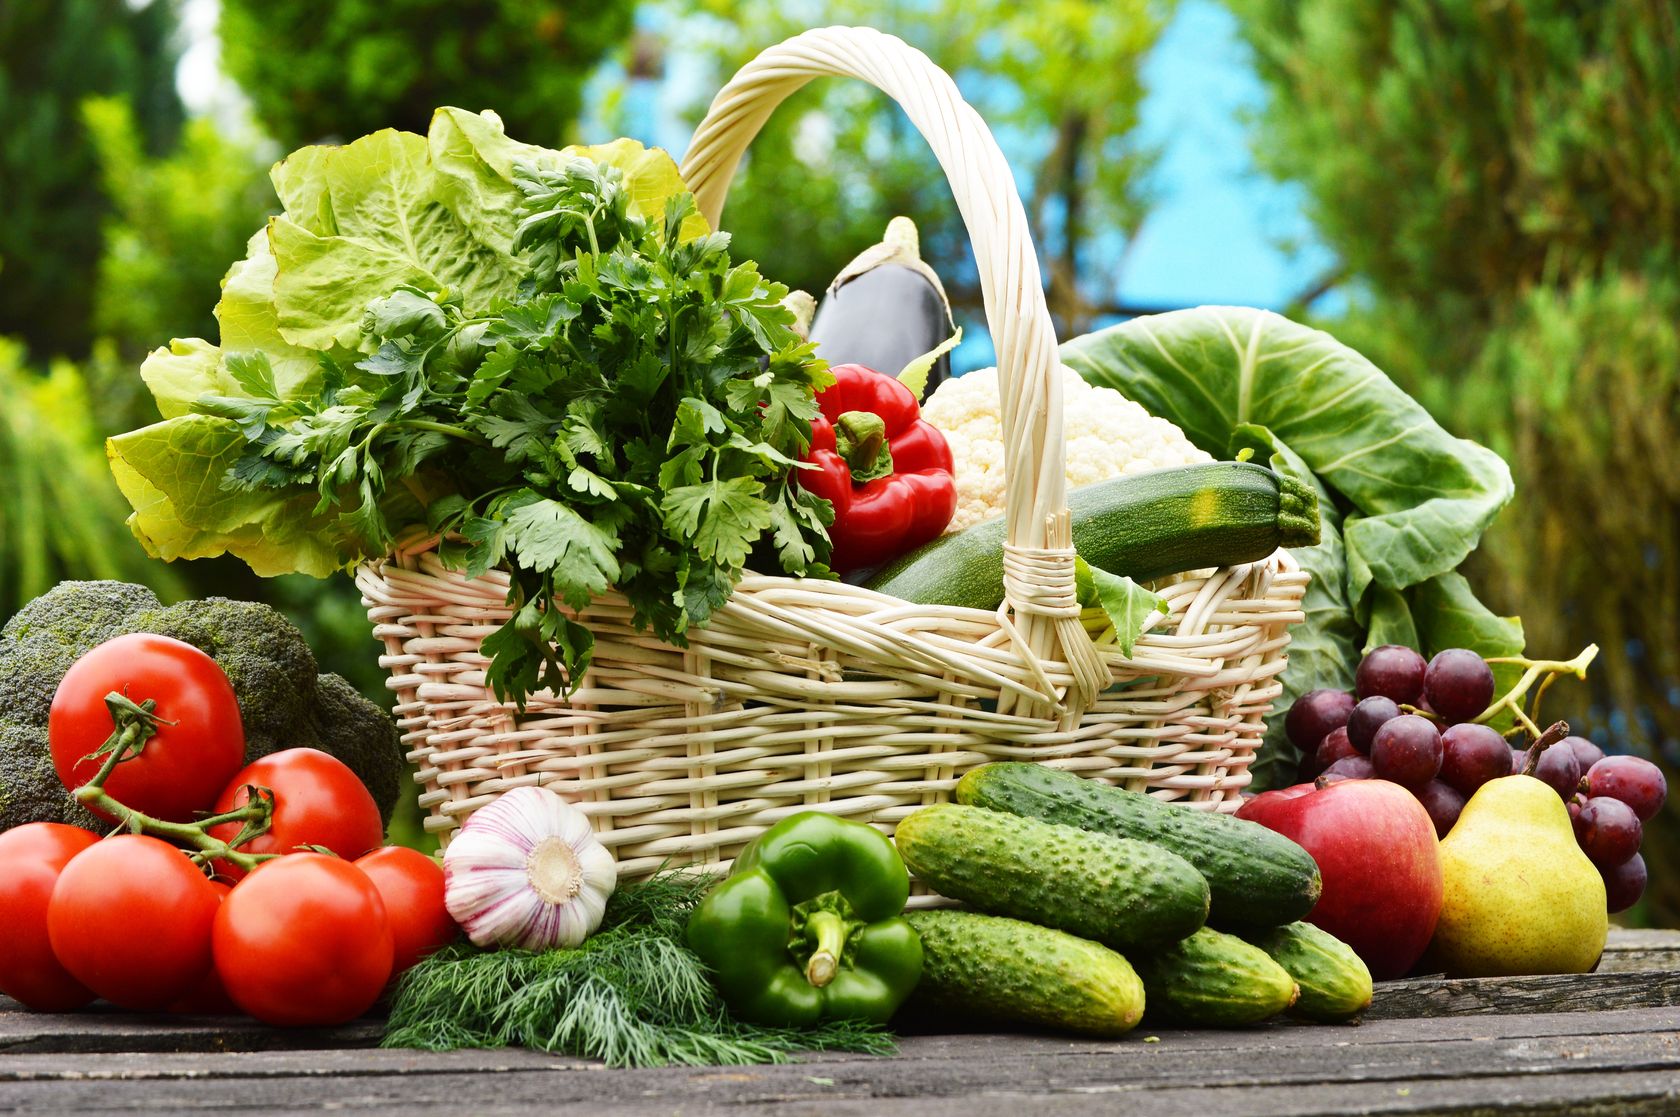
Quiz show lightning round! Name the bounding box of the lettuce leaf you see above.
[108,109,700,577]
[1063,307,1519,787]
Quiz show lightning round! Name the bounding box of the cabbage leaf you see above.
[1063,306,1522,787]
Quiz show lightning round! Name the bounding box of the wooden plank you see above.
[1367,970,1680,1021]
[2,1009,1678,1113]
[3,1024,1680,1114]
[1597,929,1680,974]
[0,1003,380,1055]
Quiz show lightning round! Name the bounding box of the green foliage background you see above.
[217,0,634,146]
[0,0,183,361]
[1227,0,1680,924]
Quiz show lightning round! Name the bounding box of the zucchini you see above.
[1133,927,1299,1027]
[956,763,1321,929]
[864,461,1319,609]
[1245,921,1373,1023]
[893,803,1209,951]
[903,909,1145,1038]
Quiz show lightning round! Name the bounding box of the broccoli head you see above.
[0,582,408,835]
[0,718,104,831]
[0,581,163,726]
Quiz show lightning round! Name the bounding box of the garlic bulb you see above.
[442,786,616,950]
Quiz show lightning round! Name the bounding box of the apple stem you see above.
[1314,774,1334,792]
[1519,721,1571,777]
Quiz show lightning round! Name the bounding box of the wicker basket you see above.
[355,26,1309,880]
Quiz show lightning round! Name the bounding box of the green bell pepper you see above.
[687,812,923,1027]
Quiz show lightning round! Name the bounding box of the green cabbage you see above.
[1063,307,1523,787]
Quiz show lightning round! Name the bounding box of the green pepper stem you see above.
[804,909,849,988]
[833,411,895,484]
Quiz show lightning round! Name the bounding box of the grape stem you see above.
[1519,721,1571,777]
[1475,644,1598,739]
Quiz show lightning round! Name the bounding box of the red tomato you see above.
[214,853,393,1026]
[47,835,220,1011]
[168,882,239,1015]
[208,748,383,879]
[355,846,457,977]
[49,633,244,823]
[0,823,100,1011]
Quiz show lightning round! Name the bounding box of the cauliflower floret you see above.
[922,365,1213,533]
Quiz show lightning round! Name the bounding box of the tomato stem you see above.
[74,693,279,876]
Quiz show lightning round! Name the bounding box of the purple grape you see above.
[1416,780,1466,839]
[1347,696,1401,755]
[1531,743,1582,800]
[1356,644,1427,705]
[1511,747,1526,774]
[1573,796,1642,868]
[1315,726,1358,771]
[1423,648,1495,723]
[1439,723,1512,797]
[1603,852,1647,914]
[1321,755,1376,782]
[1286,689,1357,753]
[1564,736,1606,773]
[1567,795,1585,826]
[1370,715,1443,789]
[1585,755,1668,822]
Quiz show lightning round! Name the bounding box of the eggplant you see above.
[809,217,956,394]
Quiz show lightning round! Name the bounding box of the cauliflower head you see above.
[921,365,1213,533]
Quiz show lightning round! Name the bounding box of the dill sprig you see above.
[382,871,896,1068]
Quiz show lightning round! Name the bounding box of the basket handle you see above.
[680,26,1105,716]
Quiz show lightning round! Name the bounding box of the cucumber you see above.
[956,763,1321,929]
[904,909,1144,1038]
[864,461,1319,609]
[1133,927,1300,1027]
[893,803,1209,951]
[1245,921,1373,1023]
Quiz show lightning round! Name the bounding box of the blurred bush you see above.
[672,0,1171,339]
[0,0,184,361]
[1228,0,1680,923]
[218,0,636,147]
[83,98,275,359]
[0,338,186,613]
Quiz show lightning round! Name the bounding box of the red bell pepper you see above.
[798,364,957,572]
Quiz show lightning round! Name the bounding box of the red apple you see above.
[1236,778,1443,980]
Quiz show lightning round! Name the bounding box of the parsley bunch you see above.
[207,158,834,706]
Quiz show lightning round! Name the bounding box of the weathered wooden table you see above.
[4,931,1677,1116]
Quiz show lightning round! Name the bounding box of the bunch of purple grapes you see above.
[1287,644,1667,914]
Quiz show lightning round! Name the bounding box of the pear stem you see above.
[1519,721,1571,777]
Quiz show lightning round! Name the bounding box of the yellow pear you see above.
[1431,771,1607,977]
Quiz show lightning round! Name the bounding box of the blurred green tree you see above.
[0,339,186,614]
[0,0,183,361]
[1227,0,1680,922]
[81,96,275,433]
[218,0,637,147]
[669,0,1172,339]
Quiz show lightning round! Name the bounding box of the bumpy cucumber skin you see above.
[894,803,1210,951]
[865,461,1320,609]
[904,909,1145,1038]
[1134,927,1300,1027]
[956,763,1322,929]
[1245,921,1373,1023]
